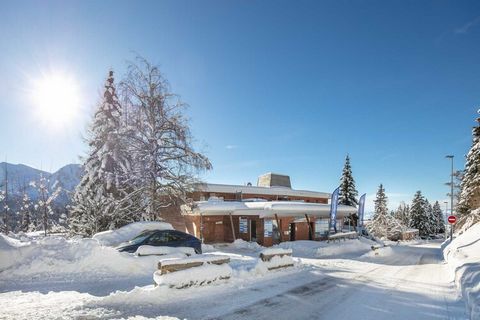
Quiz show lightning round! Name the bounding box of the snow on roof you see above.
[194,183,330,199]
[187,200,357,218]
[93,221,174,247]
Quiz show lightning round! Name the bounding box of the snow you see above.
[231,238,263,250]
[93,221,173,247]
[153,263,232,288]
[327,231,357,239]
[0,233,159,281]
[0,232,470,319]
[260,247,292,256]
[255,254,294,273]
[277,237,375,258]
[443,223,480,319]
[159,255,229,267]
[135,245,195,256]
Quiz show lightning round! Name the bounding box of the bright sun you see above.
[31,73,80,127]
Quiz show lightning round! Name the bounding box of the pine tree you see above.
[388,210,403,240]
[424,199,436,236]
[338,155,358,207]
[409,191,430,237]
[457,110,480,230]
[432,201,445,234]
[368,184,389,239]
[120,58,212,221]
[394,202,410,227]
[70,70,134,236]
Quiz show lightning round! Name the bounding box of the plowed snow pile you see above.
[0,235,158,281]
[443,222,480,319]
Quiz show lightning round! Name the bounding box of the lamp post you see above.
[444,201,448,240]
[446,155,454,241]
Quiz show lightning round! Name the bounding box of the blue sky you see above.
[1,0,479,212]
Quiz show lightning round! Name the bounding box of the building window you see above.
[315,219,329,237]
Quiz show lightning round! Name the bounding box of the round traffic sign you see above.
[448,215,457,224]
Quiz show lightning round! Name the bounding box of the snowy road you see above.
[0,240,468,319]
[205,243,466,320]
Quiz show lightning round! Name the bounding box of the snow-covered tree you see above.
[457,110,480,230]
[424,199,436,236]
[119,58,212,221]
[70,71,134,236]
[368,184,389,238]
[409,191,430,237]
[338,155,358,207]
[18,192,32,232]
[0,163,9,234]
[388,210,403,241]
[394,202,410,227]
[432,201,445,234]
[31,175,61,236]
[0,189,8,234]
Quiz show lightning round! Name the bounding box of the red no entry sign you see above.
[448,215,457,224]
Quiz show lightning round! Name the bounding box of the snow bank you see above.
[0,234,159,281]
[276,237,375,258]
[261,248,292,256]
[159,255,229,267]
[255,254,294,274]
[443,223,480,319]
[153,263,232,288]
[93,221,173,247]
[0,234,35,271]
[135,245,195,256]
[231,239,263,251]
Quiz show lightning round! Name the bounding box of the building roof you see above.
[183,200,357,219]
[194,183,331,199]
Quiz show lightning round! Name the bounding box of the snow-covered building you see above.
[179,173,357,246]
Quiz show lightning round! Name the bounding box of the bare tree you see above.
[120,57,212,221]
[31,175,61,236]
[0,163,9,234]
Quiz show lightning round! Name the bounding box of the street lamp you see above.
[444,201,448,240]
[446,155,454,241]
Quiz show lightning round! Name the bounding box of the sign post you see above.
[448,215,456,241]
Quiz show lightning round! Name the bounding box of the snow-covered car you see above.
[116,229,202,254]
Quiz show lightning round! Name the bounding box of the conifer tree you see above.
[368,184,389,238]
[338,155,358,207]
[410,191,429,237]
[394,202,410,227]
[432,201,445,234]
[457,110,480,230]
[70,71,134,236]
[424,199,436,236]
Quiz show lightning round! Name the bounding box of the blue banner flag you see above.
[358,193,366,227]
[329,187,340,232]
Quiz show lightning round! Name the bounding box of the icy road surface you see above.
[0,240,468,319]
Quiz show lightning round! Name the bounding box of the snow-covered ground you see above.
[443,223,480,319]
[0,230,473,320]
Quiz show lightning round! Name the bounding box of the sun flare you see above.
[31,72,80,127]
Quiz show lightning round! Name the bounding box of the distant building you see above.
[178,173,357,246]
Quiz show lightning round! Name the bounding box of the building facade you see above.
[180,173,357,246]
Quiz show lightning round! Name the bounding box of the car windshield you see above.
[129,230,156,245]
